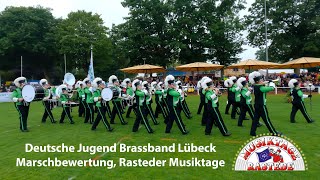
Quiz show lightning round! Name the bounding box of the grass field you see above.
[0,94,319,180]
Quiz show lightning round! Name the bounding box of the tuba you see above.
[63,73,76,98]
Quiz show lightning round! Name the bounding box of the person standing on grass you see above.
[199,77,209,126]
[176,80,192,119]
[230,76,241,119]
[132,79,154,133]
[155,82,169,121]
[165,75,189,135]
[109,75,127,125]
[40,79,56,123]
[197,76,206,114]
[123,78,136,118]
[83,78,94,124]
[75,80,85,118]
[59,85,75,124]
[91,78,114,132]
[224,78,234,115]
[203,77,231,136]
[249,71,282,136]
[12,77,30,132]
[236,77,262,127]
[142,81,159,125]
[289,79,314,123]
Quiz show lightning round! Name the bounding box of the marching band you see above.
[10,72,314,136]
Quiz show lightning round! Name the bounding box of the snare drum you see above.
[65,102,79,107]
[34,87,45,101]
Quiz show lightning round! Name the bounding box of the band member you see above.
[83,78,94,124]
[289,79,314,123]
[40,79,56,123]
[59,85,75,124]
[249,71,281,136]
[155,82,169,120]
[203,78,231,136]
[162,82,170,124]
[165,75,189,135]
[224,78,233,114]
[123,78,136,118]
[142,81,159,125]
[12,77,30,132]
[200,77,210,126]
[76,81,85,117]
[109,75,127,125]
[197,76,207,114]
[132,79,154,133]
[91,78,114,131]
[176,81,192,119]
[230,76,240,119]
[237,77,255,127]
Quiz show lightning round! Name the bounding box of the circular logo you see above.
[233,135,306,171]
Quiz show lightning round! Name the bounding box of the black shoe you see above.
[126,116,130,118]
[121,122,128,125]
[41,121,46,123]
[154,122,160,125]
[21,129,29,132]
[225,112,229,115]
[84,121,88,123]
[231,117,236,119]
[108,128,114,132]
[201,123,206,126]
[91,128,96,131]
[197,112,201,115]
[165,131,170,133]
[238,125,243,127]
[70,121,75,124]
[223,132,231,136]
[205,132,211,135]
[250,133,256,136]
[308,120,315,123]
[244,117,249,120]
[149,130,154,134]
[59,121,64,124]
[182,130,189,135]
[52,121,57,124]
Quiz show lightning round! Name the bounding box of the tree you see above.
[113,0,245,67]
[54,10,113,80]
[0,6,59,79]
[246,0,320,62]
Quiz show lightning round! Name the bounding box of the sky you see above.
[0,0,259,61]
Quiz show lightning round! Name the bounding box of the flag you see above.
[256,148,271,162]
[87,45,95,82]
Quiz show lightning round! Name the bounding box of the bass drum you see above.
[22,85,36,102]
[101,88,113,101]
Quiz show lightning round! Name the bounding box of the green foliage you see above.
[246,0,320,62]
[112,0,245,67]
[54,10,113,80]
[0,6,58,77]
